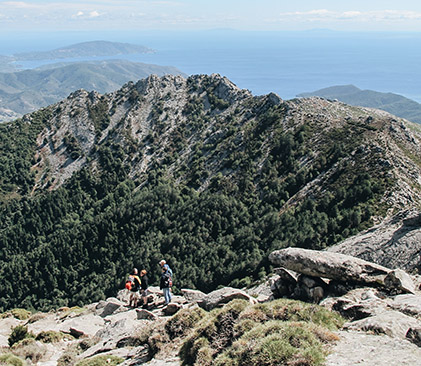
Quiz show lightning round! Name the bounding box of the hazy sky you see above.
[1,0,421,32]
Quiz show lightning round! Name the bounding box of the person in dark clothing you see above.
[159,265,172,305]
[140,269,149,309]
[129,268,141,308]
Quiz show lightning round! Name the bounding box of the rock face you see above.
[329,209,421,274]
[269,247,391,286]
[198,287,257,311]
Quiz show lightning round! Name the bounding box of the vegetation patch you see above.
[8,325,35,347]
[0,353,26,366]
[35,330,68,343]
[74,355,124,366]
[179,299,343,366]
[10,337,47,364]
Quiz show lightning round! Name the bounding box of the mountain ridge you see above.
[1,74,421,310]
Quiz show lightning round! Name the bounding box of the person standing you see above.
[140,269,149,309]
[159,264,172,305]
[128,268,141,308]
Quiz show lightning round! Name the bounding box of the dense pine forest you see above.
[0,74,418,311]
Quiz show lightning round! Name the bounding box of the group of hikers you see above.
[125,259,173,309]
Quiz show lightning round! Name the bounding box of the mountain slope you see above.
[0,74,420,311]
[297,85,421,124]
[0,60,185,122]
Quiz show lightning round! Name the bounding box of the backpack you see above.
[125,275,134,290]
[164,272,173,288]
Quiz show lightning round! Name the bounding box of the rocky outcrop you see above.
[329,209,421,274]
[269,247,388,285]
[269,247,416,293]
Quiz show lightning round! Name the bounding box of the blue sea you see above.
[1,29,420,102]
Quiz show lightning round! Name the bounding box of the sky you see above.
[1,0,421,32]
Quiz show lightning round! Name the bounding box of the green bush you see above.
[0,353,26,366]
[166,307,207,339]
[179,299,344,366]
[10,338,46,364]
[74,355,124,366]
[10,309,31,320]
[8,325,35,347]
[214,321,327,366]
[35,330,66,343]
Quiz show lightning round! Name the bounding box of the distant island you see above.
[13,40,154,62]
[0,40,155,73]
[297,85,421,124]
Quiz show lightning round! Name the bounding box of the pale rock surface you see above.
[344,310,421,338]
[385,269,416,294]
[389,294,421,316]
[328,209,421,273]
[181,289,206,303]
[325,330,421,366]
[59,312,105,337]
[199,287,257,311]
[269,247,391,286]
[246,275,281,302]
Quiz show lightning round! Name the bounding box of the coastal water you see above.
[1,30,420,102]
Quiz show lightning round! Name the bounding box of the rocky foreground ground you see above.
[1,247,421,365]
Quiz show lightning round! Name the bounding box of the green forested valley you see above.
[0,74,419,311]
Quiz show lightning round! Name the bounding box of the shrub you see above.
[214,321,327,366]
[8,325,35,347]
[74,355,124,366]
[179,299,344,366]
[27,312,48,324]
[35,330,66,343]
[165,307,207,339]
[57,338,99,366]
[10,309,31,320]
[0,353,25,366]
[180,300,249,365]
[10,338,46,364]
[239,299,344,330]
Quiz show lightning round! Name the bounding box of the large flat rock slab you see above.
[269,247,391,286]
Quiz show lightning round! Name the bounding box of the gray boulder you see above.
[272,268,298,298]
[345,310,421,338]
[136,309,158,321]
[269,247,390,286]
[389,294,421,317]
[384,269,416,294]
[99,299,126,317]
[246,275,280,302]
[181,289,206,303]
[163,303,182,316]
[60,313,105,337]
[199,287,257,311]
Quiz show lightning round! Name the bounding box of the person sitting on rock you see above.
[140,269,149,309]
[160,264,172,305]
[128,268,141,308]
